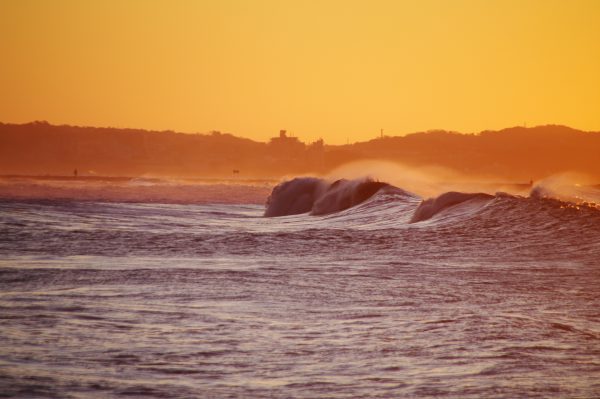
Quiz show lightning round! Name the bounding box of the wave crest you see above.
[409,192,495,223]
[264,177,407,217]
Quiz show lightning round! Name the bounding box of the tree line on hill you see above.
[1,121,599,181]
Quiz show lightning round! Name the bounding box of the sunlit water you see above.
[1,186,600,398]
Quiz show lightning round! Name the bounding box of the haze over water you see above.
[1,177,599,398]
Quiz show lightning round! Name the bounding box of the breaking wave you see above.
[264,177,413,217]
[409,192,495,223]
[264,177,600,227]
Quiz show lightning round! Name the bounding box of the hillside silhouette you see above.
[1,121,599,181]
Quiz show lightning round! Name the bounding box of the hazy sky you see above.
[1,0,599,144]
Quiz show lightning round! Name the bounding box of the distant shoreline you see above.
[3,122,600,182]
[1,174,599,192]
[0,174,279,185]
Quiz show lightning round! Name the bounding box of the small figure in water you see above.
[74,168,78,177]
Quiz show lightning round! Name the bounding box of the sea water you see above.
[1,177,599,398]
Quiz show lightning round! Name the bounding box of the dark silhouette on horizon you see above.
[1,121,599,181]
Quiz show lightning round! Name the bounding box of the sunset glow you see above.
[2,3,600,397]
[1,0,599,143]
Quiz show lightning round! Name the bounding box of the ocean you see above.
[1,176,599,398]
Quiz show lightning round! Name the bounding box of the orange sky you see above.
[1,0,599,144]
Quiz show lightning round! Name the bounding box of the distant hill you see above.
[0,121,270,177]
[1,121,599,181]
[335,125,600,180]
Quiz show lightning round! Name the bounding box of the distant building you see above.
[265,130,326,173]
[268,130,305,159]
